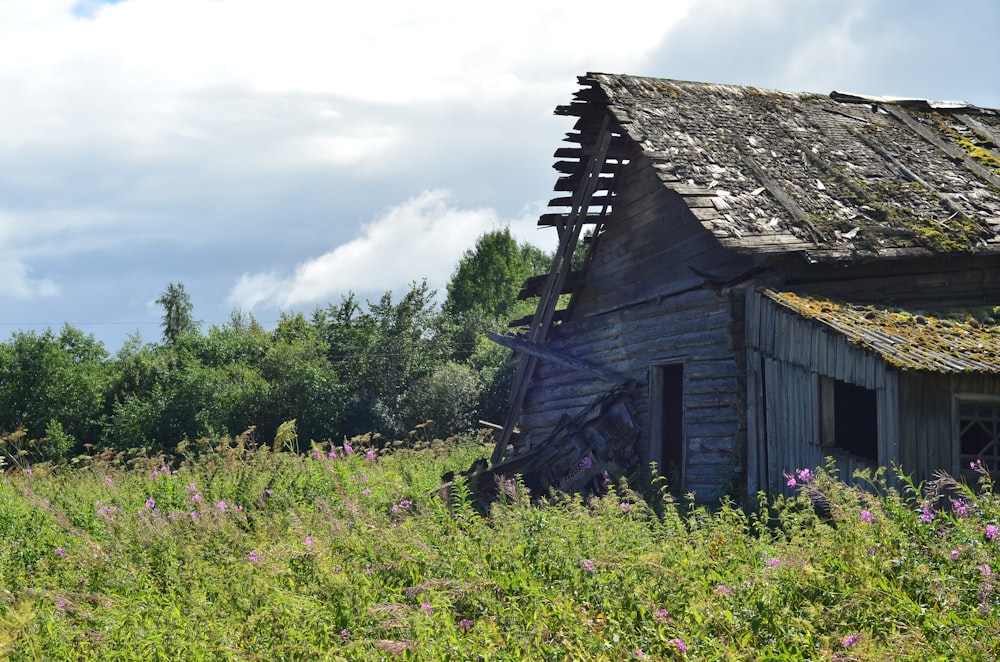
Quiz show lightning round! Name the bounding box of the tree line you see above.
[0,229,550,463]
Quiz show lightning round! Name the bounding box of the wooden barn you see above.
[487,72,1000,501]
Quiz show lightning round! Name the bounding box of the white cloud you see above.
[229,189,553,310]
[0,258,59,300]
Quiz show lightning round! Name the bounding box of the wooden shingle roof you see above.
[557,73,1000,261]
[765,289,1000,373]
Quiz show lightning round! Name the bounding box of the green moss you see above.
[934,114,1000,174]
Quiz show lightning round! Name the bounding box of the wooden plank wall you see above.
[897,372,1000,484]
[745,290,898,494]
[517,156,747,501]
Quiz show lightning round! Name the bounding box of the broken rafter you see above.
[492,114,616,465]
[486,331,627,384]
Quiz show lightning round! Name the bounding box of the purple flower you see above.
[980,564,992,576]
[216,501,227,512]
[796,468,812,483]
[105,477,113,486]
[145,497,155,510]
[191,493,203,502]
[619,502,632,514]
[951,548,961,561]
[860,509,873,523]
[340,629,350,638]
[328,449,337,459]
[56,598,67,609]
[247,551,259,563]
[343,441,354,454]
[366,449,376,460]
[714,584,732,595]
[954,499,968,518]
[186,482,198,492]
[150,470,159,480]
[304,536,313,546]
[986,525,998,541]
[579,455,593,470]
[669,638,687,655]
[361,488,371,496]
[920,507,935,523]
[54,547,68,558]
[654,608,671,623]
[459,619,473,632]
[264,488,274,497]
[767,557,781,567]
[842,634,860,649]
[312,448,323,461]
[190,511,198,521]
[786,477,797,487]
[421,602,434,615]
[636,650,648,660]
[582,558,596,573]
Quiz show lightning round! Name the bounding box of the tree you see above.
[314,282,450,439]
[155,282,199,344]
[445,228,550,320]
[0,325,109,460]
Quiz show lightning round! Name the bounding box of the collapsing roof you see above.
[556,73,1000,261]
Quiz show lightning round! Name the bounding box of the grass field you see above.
[1,429,999,660]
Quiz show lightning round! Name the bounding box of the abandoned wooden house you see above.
[486,72,1000,501]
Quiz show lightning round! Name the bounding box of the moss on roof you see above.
[765,290,1000,373]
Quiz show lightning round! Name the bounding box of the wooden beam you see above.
[883,105,1000,191]
[487,331,626,384]
[492,115,615,465]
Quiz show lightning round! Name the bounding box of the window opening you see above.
[820,376,878,462]
[958,398,1000,476]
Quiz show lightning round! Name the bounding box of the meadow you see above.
[1,428,999,661]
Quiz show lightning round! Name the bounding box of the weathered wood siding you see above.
[517,155,748,501]
[897,372,1000,484]
[745,290,899,494]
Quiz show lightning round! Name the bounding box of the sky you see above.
[1,0,998,352]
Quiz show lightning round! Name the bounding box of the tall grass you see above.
[1,434,998,660]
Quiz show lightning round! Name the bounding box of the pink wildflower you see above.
[860,509,873,523]
[366,448,375,460]
[986,524,998,541]
[247,551,259,563]
[654,608,671,623]
[343,441,353,454]
[361,488,371,496]
[951,549,961,561]
[786,477,797,487]
[920,507,935,523]
[145,497,155,510]
[582,558,596,573]
[796,468,812,483]
[669,638,687,655]
[216,501,227,512]
[715,584,732,595]
[304,536,313,546]
[420,602,434,615]
[459,619,473,632]
[842,634,860,648]
[54,547,68,558]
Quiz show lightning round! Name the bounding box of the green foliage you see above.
[1,448,999,659]
[0,326,108,460]
[445,227,550,320]
[155,282,199,344]
[399,361,481,439]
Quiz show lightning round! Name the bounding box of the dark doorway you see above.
[650,363,685,486]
